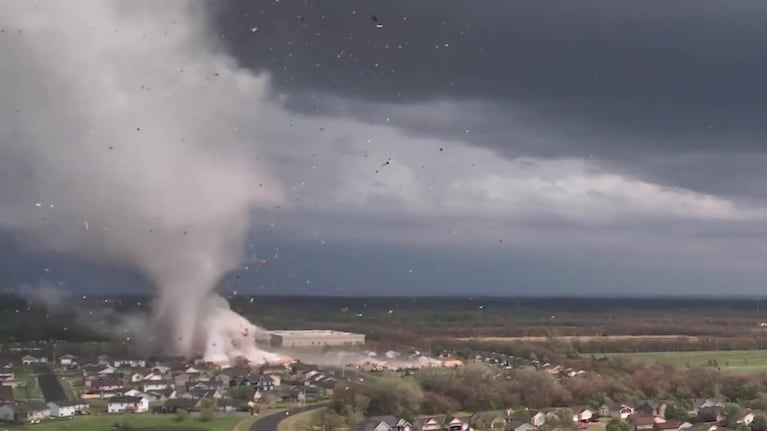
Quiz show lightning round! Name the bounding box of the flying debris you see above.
[371,14,383,28]
[381,158,391,167]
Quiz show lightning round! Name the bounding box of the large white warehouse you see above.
[269,330,365,347]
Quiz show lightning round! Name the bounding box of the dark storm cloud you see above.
[215,0,767,197]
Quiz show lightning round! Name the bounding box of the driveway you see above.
[250,404,327,431]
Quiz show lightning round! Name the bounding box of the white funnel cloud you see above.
[0,1,284,364]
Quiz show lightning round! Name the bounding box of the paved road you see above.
[250,404,327,431]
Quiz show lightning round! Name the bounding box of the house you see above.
[387,417,414,431]
[59,354,78,367]
[571,407,594,423]
[0,385,14,405]
[629,415,666,431]
[356,416,415,431]
[163,397,200,413]
[256,375,279,391]
[113,359,147,368]
[0,401,51,423]
[734,410,755,425]
[691,399,724,413]
[174,372,194,388]
[187,380,221,391]
[600,404,635,419]
[653,420,693,431]
[470,411,506,430]
[145,389,176,402]
[82,364,115,375]
[262,364,289,375]
[218,397,245,412]
[151,365,171,375]
[186,387,222,400]
[47,400,89,417]
[185,366,202,375]
[143,371,165,381]
[131,372,145,383]
[637,401,668,418]
[415,416,447,431]
[445,416,473,431]
[697,406,724,423]
[107,395,149,414]
[530,412,547,428]
[505,421,538,431]
[0,366,14,383]
[21,355,47,365]
[217,366,252,388]
[90,375,125,393]
[688,424,717,431]
[143,380,171,392]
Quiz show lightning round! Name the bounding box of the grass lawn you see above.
[277,409,317,431]
[603,350,767,372]
[0,414,242,431]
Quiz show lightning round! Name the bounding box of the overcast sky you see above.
[3,1,767,296]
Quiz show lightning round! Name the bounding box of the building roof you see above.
[108,396,144,403]
[219,365,251,378]
[629,415,661,426]
[355,416,401,431]
[506,421,537,431]
[656,420,687,429]
[48,399,87,407]
[165,398,199,409]
[270,330,363,337]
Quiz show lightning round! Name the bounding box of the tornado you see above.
[0,1,283,364]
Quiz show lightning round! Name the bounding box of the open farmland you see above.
[458,335,700,342]
[603,349,767,372]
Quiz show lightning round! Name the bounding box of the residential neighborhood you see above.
[0,350,347,425]
[349,399,763,431]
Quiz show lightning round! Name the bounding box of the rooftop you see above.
[270,330,362,337]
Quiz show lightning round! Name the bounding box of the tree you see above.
[230,386,256,400]
[606,418,631,431]
[541,409,576,431]
[513,406,531,423]
[738,424,751,431]
[664,403,691,421]
[724,403,745,428]
[312,409,348,431]
[174,409,188,422]
[751,415,767,431]
[200,399,216,422]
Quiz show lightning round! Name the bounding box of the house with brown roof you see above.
[653,420,693,431]
[571,407,595,423]
[414,415,447,431]
[505,420,537,431]
[470,411,505,430]
[629,414,666,431]
[600,403,635,419]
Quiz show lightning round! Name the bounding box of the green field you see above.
[277,410,318,431]
[604,350,767,372]
[0,414,243,431]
